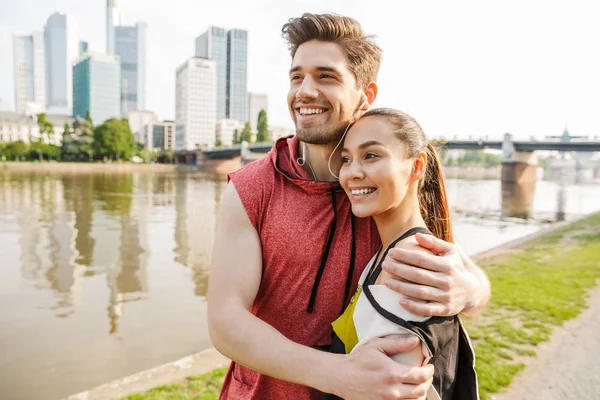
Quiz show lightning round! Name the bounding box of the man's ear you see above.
[363,82,378,109]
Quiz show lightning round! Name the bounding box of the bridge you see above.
[187,132,600,185]
[439,139,600,152]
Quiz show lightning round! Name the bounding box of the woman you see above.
[330,108,479,400]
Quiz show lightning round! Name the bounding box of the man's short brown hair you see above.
[281,13,382,89]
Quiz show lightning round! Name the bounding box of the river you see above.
[0,167,599,400]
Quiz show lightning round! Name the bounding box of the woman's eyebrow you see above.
[358,140,385,150]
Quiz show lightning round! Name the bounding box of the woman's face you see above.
[339,116,417,219]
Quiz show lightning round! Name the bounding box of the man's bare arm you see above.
[208,182,434,399]
[455,243,490,316]
[381,233,490,317]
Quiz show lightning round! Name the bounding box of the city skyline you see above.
[1,0,600,138]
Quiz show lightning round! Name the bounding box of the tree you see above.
[85,109,93,125]
[240,122,252,143]
[165,150,175,164]
[37,113,55,144]
[94,118,136,161]
[233,129,240,145]
[215,139,223,147]
[61,122,79,161]
[6,140,28,161]
[29,141,44,161]
[74,118,95,161]
[256,109,269,143]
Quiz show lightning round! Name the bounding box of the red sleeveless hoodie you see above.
[220,135,379,399]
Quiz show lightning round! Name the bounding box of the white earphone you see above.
[359,94,370,111]
[326,93,371,179]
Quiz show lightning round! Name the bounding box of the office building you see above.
[44,12,79,115]
[128,110,158,146]
[13,32,45,115]
[106,0,121,54]
[195,27,248,122]
[106,0,146,117]
[0,110,74,145]
[72,53,120,125]
[175,57,217,150]
[195,27,227,120]
[247,92,268,132]
[115,23,147,117]
[151,120,175,150]
[216,119,244,147]
[79,41,88,57]
[226,29,248,122]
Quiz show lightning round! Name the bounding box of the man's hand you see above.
[381,233,483,317]
[334,336,433,400]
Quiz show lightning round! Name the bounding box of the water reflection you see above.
[0,172,156,333]
[501,181,536,219]
[556,185,567,222]
[173,173,224,297]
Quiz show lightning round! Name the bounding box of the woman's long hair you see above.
[361,108,454,243]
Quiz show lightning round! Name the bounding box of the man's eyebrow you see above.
[315,66,342,75]
[289,66,343,75]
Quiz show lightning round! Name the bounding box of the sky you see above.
[1,0,599,139]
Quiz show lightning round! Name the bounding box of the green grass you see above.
[122,213,600,400]
[464,212,600,399]
[120,368,227,400]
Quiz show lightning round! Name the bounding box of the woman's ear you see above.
[412,151,428,182]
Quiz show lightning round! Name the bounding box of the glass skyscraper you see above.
[72,53,120,124]
[114,23,147,117]
[106,0,146,118]
[12,31,45,114]
[195,27,227,121]
[44,12,79,115]
[226,29,248,122]
[195,27,247,122]
[106,0,121,54]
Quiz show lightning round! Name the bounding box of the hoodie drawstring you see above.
[306,190,357,315]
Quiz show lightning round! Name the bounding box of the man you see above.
[208,13,490,400]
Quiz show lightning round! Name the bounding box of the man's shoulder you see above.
[227,155,277,231]
[229,155,275,182]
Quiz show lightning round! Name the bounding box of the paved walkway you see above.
[493,282,600,400]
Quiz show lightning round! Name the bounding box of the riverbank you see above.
[67,212,600,400]
[464,212,600,399]
[0,159,244,176]
[1,161,179,173]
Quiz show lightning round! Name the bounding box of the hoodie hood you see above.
[270,135,343,195]
[267,135,356,314]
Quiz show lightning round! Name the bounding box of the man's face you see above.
[287,40,364,145]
